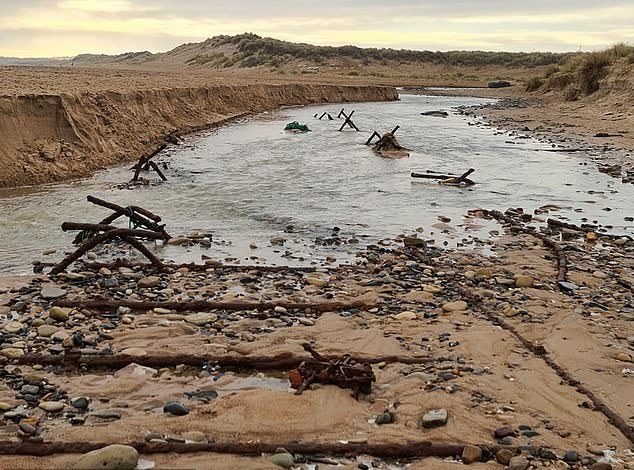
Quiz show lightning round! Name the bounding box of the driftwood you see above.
[132,143,168,181]
[81,260,328,273]
[411,170,475,186]
[16,351,433,370]
[318,112,333,121]
[547,218,632,241]
[452,168,476,184]
[73,196,169,245]
[339,110,360,132]
[290,343,375,398]
[365,131,382,146]
[366,126,400,146]
[439,168,476,186]
[0,440,501,460]
[52,227,166,275]
[53,298,377,313]
[421,111,448,118]
[540,148,592,153]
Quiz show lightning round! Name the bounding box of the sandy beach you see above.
[0,33,633,470]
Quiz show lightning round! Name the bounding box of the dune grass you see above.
[525,43,633,99]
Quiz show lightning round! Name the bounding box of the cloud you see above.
[1,0,632,56]
[57,0,137,13]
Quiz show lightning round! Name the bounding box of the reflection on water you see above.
[1,94,633,274]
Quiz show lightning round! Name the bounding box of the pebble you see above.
[508,456,529,470]
[39,401,65,412]
[593,271,607,279]
[182,431,207,443]
[423,285,442,294]
[271,453,295,468]
[476,268,493,279]
[4,321,23,334]
[494,426,515,438]
[421,408,448,428]
[441,301,468,312]
[270,236,286,245]
[73,444,139,470]
[375,412,393,425]
[137,276,161,288]
[590,464,612,470]
[305,277,327,287]
[615,352,632,362]
[48,307,70,322]
[1,348,24,359]
[166,236,191,246]
[403,236,426,248]
[185,312,218,326]
[495,449,514,465]
[164,401,189,416]
[40,286,66,299]
[38,325,59,337]
[514,275,534,288]
[587,445,608,455]
[18,422,37,435]
[0,402,15,412]
[71,396,90,410]
[91,410,122,420]
[394,311,417,321]
[462,445,482,464]
[21,385,39,395]
[153,307,172,314]
[121,348,147,357]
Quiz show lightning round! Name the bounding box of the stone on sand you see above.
[421,408,448,428]
[137,276,160,288]
[514,275,534,288]
[73,444,139,470]
[41,286,66,299]
[49,306,70,322]
[271,453,295,468]
[508,456,529,470]
[462,445,482,464]
[442,300,468,312]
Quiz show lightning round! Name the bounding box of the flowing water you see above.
[1,93,633,274]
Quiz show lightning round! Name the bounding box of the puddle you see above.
[1,94,633,274]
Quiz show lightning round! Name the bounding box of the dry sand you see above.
[0,66,397,189]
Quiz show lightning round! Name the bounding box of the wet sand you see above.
[1,209,632,469]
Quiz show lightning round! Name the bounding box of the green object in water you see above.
[284,121,310,132]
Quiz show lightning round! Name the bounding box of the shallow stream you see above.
[1,93,632,274]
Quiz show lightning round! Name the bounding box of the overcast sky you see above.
[1,0,633,57]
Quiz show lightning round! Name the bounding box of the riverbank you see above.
[0,211,632,469]
[0,67,397,188]
[413,84,634,184]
